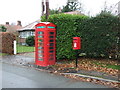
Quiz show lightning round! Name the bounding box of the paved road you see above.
[1,62,109,88]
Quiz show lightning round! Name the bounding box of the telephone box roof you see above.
[35,22,56,27]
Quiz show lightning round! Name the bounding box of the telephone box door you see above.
[47,29,56,65]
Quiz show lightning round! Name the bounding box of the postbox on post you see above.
[73,37,81,50]
[73,37,81,67]
[35,22,56,67]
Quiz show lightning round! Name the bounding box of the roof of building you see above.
[0,24,22,33]
[0,21,22,33]
[17,11,84,32]
[18,20,40,32]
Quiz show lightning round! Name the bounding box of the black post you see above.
[75,50,78,68]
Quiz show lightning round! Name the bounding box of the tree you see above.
[62,0,82,12]
[49,9,59,15]
[101,1,118,16]
[97,10,114,17]
[0,25,7,32]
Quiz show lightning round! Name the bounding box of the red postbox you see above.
[35,22,56,67]
[73,37,81,50]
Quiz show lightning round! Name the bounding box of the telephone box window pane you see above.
[37,26,45,28]
[39,43,43,46]
[38,32,43,34]
[49,36,54,38]
[49,32,54,34]
[49,40,54,42]
[39,39,43,42]
[38,54,43,57]
[38,47,43,49]
[38,51,43,53]
[49,47,54,49]
[50,43,54,46]
[38,58,43,61]
[38,36,43,38]
[50,51,54,53]
[48,26,55,28]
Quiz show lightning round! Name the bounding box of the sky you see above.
[0,0,119,26]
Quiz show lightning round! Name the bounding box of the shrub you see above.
[0,32,15,54]
[0,25,7,32]
[26,36,35,46]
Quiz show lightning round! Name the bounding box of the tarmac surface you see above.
[0,52,119,88]
[2,63,109,88]
[0,53,118,82]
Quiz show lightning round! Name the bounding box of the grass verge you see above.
[0,53,8,56]
[17,44,35,53]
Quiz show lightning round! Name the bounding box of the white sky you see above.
[0,0,119,26]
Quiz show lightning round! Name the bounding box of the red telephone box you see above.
[73,37,81,50]
[35,22,56,67]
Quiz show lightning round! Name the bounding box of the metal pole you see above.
[75,50,79,68]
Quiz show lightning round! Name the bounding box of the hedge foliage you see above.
[78,14,120,58]
[42,14,88,60]
[0,32,16,54]
[41,14,120,60]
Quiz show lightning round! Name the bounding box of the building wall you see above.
[19,30,35,38]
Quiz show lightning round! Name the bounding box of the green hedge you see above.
[78,14,120,58]
[42,14,88,60]
[41,14,120,59]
